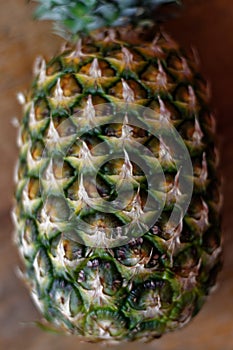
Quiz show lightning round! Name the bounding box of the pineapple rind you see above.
[14,29,222,342]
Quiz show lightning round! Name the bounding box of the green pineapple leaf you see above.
[32,0,181,38]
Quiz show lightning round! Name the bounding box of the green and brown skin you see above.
[13,28,222,342]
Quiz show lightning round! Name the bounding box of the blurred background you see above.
[1,0,233,349]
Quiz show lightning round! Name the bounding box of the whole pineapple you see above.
[13,0,222,343]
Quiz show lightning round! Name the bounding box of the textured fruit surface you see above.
[13,29,222,342]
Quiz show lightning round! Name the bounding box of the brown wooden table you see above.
[1,1,233,349]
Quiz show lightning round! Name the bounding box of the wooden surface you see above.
[1,1,233,349]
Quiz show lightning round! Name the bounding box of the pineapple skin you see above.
[13,29,222,342]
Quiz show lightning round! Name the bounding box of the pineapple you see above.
[13,0,222,343]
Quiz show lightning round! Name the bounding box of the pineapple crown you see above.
[33,0,181,39]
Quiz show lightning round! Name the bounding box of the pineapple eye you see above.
[167,53,183,70]
[81,44,99,54]
[127,279,173,314]
[52,158,75,179]
[21,125,30,143]
[17,161,27,180]
[113,238,156,267]
[50,279,83,318]
[175,85,198,111]
[203,227,221,255]
[77,258,123,298]
[108,79,147,100]
[99,60,115,76]
[44,195,70,222]
[31,140,44,160]
[60,74,82,96]
[80,59,115,77]
[46,59,62,76]
[35,99,50,120]
[173,246,200,277]
[28,178,40,199]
